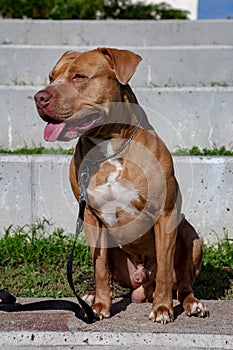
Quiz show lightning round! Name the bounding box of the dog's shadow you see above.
[174,303,184,319]
[111,294,132,316]
[111,293,184,320]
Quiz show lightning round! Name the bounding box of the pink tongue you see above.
[44,123,65,142]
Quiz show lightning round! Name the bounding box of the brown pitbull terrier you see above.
[34,48,208,323]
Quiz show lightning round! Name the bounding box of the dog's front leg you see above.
[150,209,177,324]
[85,210,112,319]
[91,243,112,319]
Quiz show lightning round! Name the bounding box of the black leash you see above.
[66,199,95,322]
[0,200,95,323]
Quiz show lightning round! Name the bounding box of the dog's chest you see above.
[87,157,143,227]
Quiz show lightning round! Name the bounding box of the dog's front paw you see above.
[149,305,173,324]
[184,298,209,318]
[92,302,111,320]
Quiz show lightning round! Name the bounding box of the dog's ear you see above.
[98,47,142,85]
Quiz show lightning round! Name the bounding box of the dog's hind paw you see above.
[82,291,95,307]
[184,298,209,318]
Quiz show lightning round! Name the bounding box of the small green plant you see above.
[1,40,13,45]
[210,81,229,87]
[11,79,29,86]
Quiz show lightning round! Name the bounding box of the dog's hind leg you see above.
[174,218,209,317]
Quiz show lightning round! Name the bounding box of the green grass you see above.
[210,81,229,87]
[0,219,93,298]
[173,145,233,156]
[0,147,74,155]
[1,145,233,156]
[194,231,233,300]
[0,220,232,300]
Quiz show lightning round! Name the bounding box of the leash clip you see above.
[79,164,90,201]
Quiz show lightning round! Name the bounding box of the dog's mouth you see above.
[43,112,102,142]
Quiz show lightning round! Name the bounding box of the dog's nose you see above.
[34,90,51,108]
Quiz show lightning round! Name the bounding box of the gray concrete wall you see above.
[0,154,232,241]
[1,19,233,46]
[0,20,233,240]
[1,20,233,151]
[1,45,233,87]
[1,86,233,151]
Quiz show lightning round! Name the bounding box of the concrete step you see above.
[0,154,232,241]
[1,19,233,46]
[1,85,232,151]
[1,45,233,87]
[0,299,232,349]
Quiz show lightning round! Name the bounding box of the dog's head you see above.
[34,48,142,142]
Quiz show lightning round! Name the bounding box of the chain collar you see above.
[79,115,143,201]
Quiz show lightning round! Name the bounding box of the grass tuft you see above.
[0,147,74,155]
[0,219,93,298]
[173,145,233,156]
[0,221,232,300]
[194,231,233,300]
[1,145,233,156]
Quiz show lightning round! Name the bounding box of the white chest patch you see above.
[87,158,140,226]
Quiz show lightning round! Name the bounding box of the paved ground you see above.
[0,297,232,349]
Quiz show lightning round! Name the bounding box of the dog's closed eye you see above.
[72,73,87,80]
